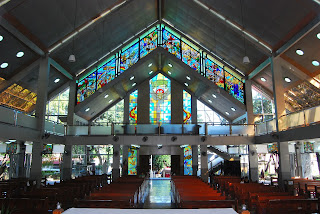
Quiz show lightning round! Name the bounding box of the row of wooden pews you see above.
[213,175,320,214]
[292,177,320,198]
[75,176,146,209]
[171,176,237,210]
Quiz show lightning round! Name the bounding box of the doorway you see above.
[151,155,171,178]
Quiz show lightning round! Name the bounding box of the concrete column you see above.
[278,142,291,182]
[192,145,198,176]
[137,80,150,124]
[112,145,120,181]
[124,94,130,124]
[191,95,197,124]
[35,55,50,135]
[30,142,43,187]
[171,80,183,124]
[61,145,72,180]
[245,79,255,135]
[180,147,184,175]
[200,145,208,183]
[248,145,259,182]
[295,142,302,177]
[17,141,26,178]
[122,145,129,176]
[67,80,77,125]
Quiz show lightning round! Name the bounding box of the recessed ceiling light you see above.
[5,142,11,144]
[317,33,320,40]
[168,63,173,67]
[231,107,236,111]
[132,82,136,87]
[186,76,191,80]
[54,78,60,83]
[284,77,291,83]
[312,60,320,67]
[109,99,113,103]
[85,108,90,112]
[0,35,3,42]
[212,94,217,98]
[184,82,188,86]
[104,94,109,98]
[130,76,135,80]
[148,63,152,67]
[208,99,212,103]
[168,71,172,75]
[149,70,153,74]
[16,51,24,58]
[295,49,304,56]
[8,139,16,142]
[225,112,230,115]
[0,63,8,69]
[260,77,266,82]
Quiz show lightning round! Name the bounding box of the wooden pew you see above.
[266,198,319,214]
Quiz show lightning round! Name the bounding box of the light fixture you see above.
[69,0,78,63]
[260,77,266,82]
[240,0,250,64]
[148,63,152,67]
[284,77,291,83]
[8,139,16,142]
[168,63,173,67]
[312,60,320,67]
[132,82,136,87]
[168,71,172,75]
[296,49,304,56]
[104,94,109,98]
[317,33,320,40]
[68,54,76,62]
[85,108,90,112]
[149,70,153,74]
[54,78,60,83]
[186,76,191,80]
[109,99,113,103]
[212,94,217,98]
[0,35,3,42]
[16,51,24,58]
[5,142,11,144]
[130,76,135,80]
[0,63,8,69]
[225,112,230,115]
[184,82,188,86]
[231,107,236,111]
[208,99,212,103]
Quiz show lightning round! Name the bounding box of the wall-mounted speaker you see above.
[201,151,207,156]
[201,136,207,142]
[113,136,119,142]
[142,136,148,142]
[171,136,177,142]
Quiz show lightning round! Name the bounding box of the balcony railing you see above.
[255,105,320,135]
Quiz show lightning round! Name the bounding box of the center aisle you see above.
[143,178,174,209]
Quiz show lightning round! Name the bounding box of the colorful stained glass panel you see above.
[150,73,171,124]
[304,142,314,153]
[86,73,97,98]
[97,58,116,90]
[43,144,53,154]
[267,144,278,153]
[129,90,138,124]
[120,42,139,72]
[225,72,244,103]
[162,29,181,59]
[128,147,137,175]
[184,145,192,175]
[140,30,158,58]
[205,58,225,89]
[77,79,87,104]
[182,42,200,71]
[183,90,192,124]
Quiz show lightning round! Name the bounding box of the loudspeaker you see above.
[201,136,207,142]
[113,136,119,142]
[142,136,148,142]
[171,136,177,142]
[201,151,207,156]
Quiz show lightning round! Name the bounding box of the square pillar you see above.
[137,80,150,124]
[67,80,77,125]
[245,79,255,135]
[112,145,120,181]
[122,145,129,176]
[279,142,291,182]
[17,141,26,178]
[192,145,198,176]
[171,80,183,124]
[30,142,43,187]
[191,95,197,124]
[61,145,72,181]
[248,145,259,182]
[200,145,208,183]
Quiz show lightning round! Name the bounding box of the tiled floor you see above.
[143,178,175,209]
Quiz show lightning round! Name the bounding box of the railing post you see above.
[14,110,17,126]
[229,124,232,135]
[266,121,269,134]
[205,123,208,136]
[303,110,306,126]
[88,123,91,136]
[182,123,184,135]
[111,123,114,136]
[158,123,160,136]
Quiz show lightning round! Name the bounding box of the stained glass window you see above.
[77,79,87,104]
[120,42,139,72]
[183,90,192,124]
[162,29,181,59]
[86,73,97,97]
[0,83,37,112]
[140,30,158,58]
[205,58,225,89]
[97,58,116,90]
[128,147,137,175]
[129,90,138,124]
[92,100,124,125]
[225,72,244,103]
[182,42,200,71]
[184,145,192,175]
[150,73,171,124]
